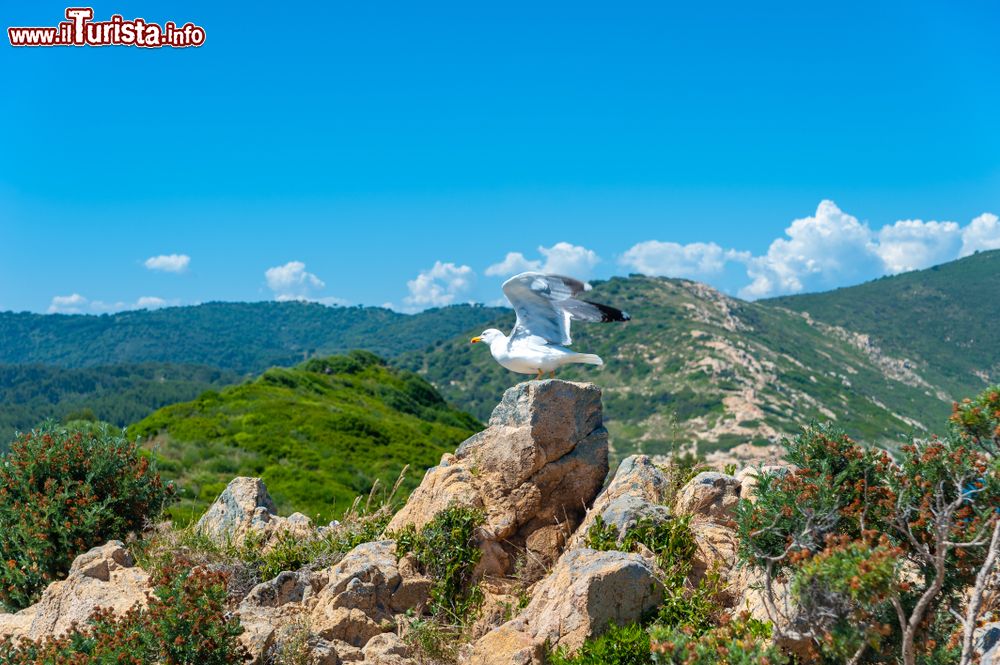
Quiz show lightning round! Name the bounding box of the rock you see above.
[567,455,673,550]
[736,465,790,502]
[389,380,609,575]
[196,477,315,548]
[310,541,428,647]
[674,471,741,521]
[19,541,150,641]
[0,610,35,641]
[469,626,543,665]
[469,548,663,660]
[362,632,416,664]
[242,570,321,609]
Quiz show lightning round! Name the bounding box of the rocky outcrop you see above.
[469,548,664,663]
[389,380,609,575]
[2,541,151,642]
[566,454,674,550]
[310,541,428,646]
[197,476,316,548]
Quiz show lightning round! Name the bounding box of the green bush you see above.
[649,613,785,665]
[395,505,484,621]
[735,405,1000,665]
[950,384,1000,454]
[548,622,651,665]
[0,422,174,610]
[0,562,247,664]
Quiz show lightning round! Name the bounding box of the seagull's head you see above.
[470,329,504,345]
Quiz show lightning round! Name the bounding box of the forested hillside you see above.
[129,351,481,523]
[0,363,243,446]
[0,301,507,371]
[768,249,1000,398]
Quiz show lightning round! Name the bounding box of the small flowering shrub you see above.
[950,384,1000,454]
[0,422,174,610]
[735,397,1000,665]
[649,612,786,665]
[0,562,248,664]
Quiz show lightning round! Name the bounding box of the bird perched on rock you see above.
[471,272,630,379]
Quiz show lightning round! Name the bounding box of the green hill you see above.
[129,351,480,524]
[0,363,244,445]
[766,249,1000,398]
[0,301,507,372]
[401,275,962,458]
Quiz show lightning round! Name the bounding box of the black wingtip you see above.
[583,300,631,323]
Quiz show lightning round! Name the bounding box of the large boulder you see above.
[674,471,741,520]
[310,541,430,648]
[388,380,609,575]
[469,548,664,662]
[9,541,150,642]
[196,477,315,548]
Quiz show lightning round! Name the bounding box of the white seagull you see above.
[471,272,631,379]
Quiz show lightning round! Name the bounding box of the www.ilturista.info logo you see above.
[8,8,205,48]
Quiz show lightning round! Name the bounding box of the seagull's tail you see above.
[573,353,604,366]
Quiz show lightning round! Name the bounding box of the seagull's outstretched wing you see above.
[502,272,630,346]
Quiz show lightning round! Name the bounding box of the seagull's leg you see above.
[535,369,544,381]
[549,371,556,379]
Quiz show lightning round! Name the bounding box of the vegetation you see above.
[395,505,485,621]
[401,274,958,459]
[0,423,174,610]
[0,301,506,372]
[548,622,652,665]
[130,351,480,524]
[649,613,785,665]
[769,248,1000,399]
[0,362,243,447]
[734,390,1000,665]
[0,562,248,664]
[553,513,724,664]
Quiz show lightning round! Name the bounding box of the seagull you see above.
[470,272,631,379]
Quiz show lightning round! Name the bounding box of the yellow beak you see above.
[470,336,482,344]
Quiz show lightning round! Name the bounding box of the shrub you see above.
[0,422,174,610]
[548,622,651,665]
[949,385,1000,455]
[735,411,1000,665]
[586,514,720,633]
[649,612,786,665]
[0,561,248,664]
[395,505,484,621]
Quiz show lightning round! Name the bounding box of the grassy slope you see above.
[129,351,481,524]
[0,301,508,372]
[400,275,952,457]
[0,363,244,445]
[767,249,1000,398]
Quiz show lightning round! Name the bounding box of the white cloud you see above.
[404,261,474,309]
[265,261,326,301]
[484,252,541,277]
[144,254,190,273]
[739,200,884,299]
[876,219,962,274]
[619,240,735,279]
[960,213,1000,257]
[485,242,601,279]
[48,294,174,314]
[48,293,88,314]
[134,296,170,309]
[539,242,601,276]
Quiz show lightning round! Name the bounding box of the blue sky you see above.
[2,1,998,313]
